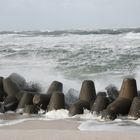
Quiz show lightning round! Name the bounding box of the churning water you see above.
[1,28,140,131]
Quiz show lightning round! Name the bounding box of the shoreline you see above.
[0,119,79,130]
[0,120,140,140]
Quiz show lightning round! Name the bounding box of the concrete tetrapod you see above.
[69,80,97,116]
[101,97,132,120]
[65,88,79,109]
[129,97,140,119]
[47,92,65,111]
[119,78,137,99]
[24,105,38,114]
[101,98,132,120]
[33,81,63,110]
[90,92,107,109]
[2,78,21,100]
[33,94,50,110]
[107,97,132,115]
[18,91,37,109]
[24,82,41,92]
[79,80,96,102]
[0,77,6,101]
[46,81,63,95]
[69,100,90,116]
[0,96,18,113]
[0,77,3,90]
[8,73,26,90]
[105,85,119,103]
[101,78,138,120]
[91,95,109,115]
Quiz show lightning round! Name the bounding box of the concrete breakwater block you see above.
[137,91,140,96]
[65,88,79,107]
[0,77,6,101]
[69,80,97,116]
[79,80,96,102]
[24,82,41,92]
[96,92,107,97]
[8,73,42,92]
[91,95,109,115]
[18,91,37,109]
[101,78,138,120]
[33,94,50,110]
[119,78,137,99]
[46,81,63,95]
[0,77,4,90]
[47,92,65,111]
[101,98,132,120]
[90,92,106,109]
[129,97,140,118]
[24,105,38,114]
[33,81,63,110]
[8,73,26,90]
[2,78,21,100]
[0,96,18,113]
[107,97,132,115]
[69,100,90,116]
[105,85,119,103]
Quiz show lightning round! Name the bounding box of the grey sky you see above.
[0,0,140,30]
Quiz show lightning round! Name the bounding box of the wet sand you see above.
[0,119,140,140]
[0,119,79,130]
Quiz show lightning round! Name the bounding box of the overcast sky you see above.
[0,0,140,30]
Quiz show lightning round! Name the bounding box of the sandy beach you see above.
[0,119,140,140]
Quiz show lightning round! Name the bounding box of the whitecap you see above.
[124,32,140,39]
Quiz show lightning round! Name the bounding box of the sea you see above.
[1,28,140,131]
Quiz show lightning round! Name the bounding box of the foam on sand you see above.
[43,109,70,120]
[78,116,140,132]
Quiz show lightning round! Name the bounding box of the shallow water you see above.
[1,110,140,132]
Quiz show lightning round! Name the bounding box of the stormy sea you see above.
[1,28,140,131]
